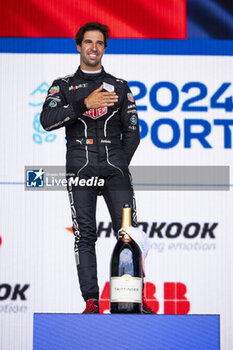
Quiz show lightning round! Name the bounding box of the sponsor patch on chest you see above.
[103,82,114,92]
[83,107,108,119]
[69,83,88,91]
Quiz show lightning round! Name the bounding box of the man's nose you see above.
[91,42,97,51]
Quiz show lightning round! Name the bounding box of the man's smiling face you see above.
[77,30,106,71]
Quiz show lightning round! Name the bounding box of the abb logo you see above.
[0,235,2,247]
[99,282,190,314]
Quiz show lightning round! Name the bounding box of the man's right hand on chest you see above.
[84,85,118,109]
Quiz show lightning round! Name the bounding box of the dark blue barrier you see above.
[34,314,220,350]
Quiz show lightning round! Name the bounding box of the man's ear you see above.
[77,45,81,53]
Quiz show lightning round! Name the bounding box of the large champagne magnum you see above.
[110,204,142,313]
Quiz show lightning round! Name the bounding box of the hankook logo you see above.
[66,221,218,252]
[0,284,30,314]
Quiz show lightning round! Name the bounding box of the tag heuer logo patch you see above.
[83,107,107,119]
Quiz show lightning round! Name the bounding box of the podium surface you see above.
[34,314,219,350]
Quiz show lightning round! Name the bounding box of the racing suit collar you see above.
[76,66,106,80]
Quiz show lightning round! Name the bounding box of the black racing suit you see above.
[40,67,140,301]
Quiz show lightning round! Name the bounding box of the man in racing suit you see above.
[41,22,153,314]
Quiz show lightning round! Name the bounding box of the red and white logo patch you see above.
[83,107,107,119]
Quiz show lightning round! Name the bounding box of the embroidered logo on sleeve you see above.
[49,86,60,95]
[130,115,137,125]
[127,93,135,102]
[49,100,57,108]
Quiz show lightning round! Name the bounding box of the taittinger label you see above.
[110,274,142,303]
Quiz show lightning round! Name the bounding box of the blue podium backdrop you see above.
[34,314,220,350]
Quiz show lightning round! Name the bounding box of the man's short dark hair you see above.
[74,22,109,48]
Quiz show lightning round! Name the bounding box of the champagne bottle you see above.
[110,204,142,313]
